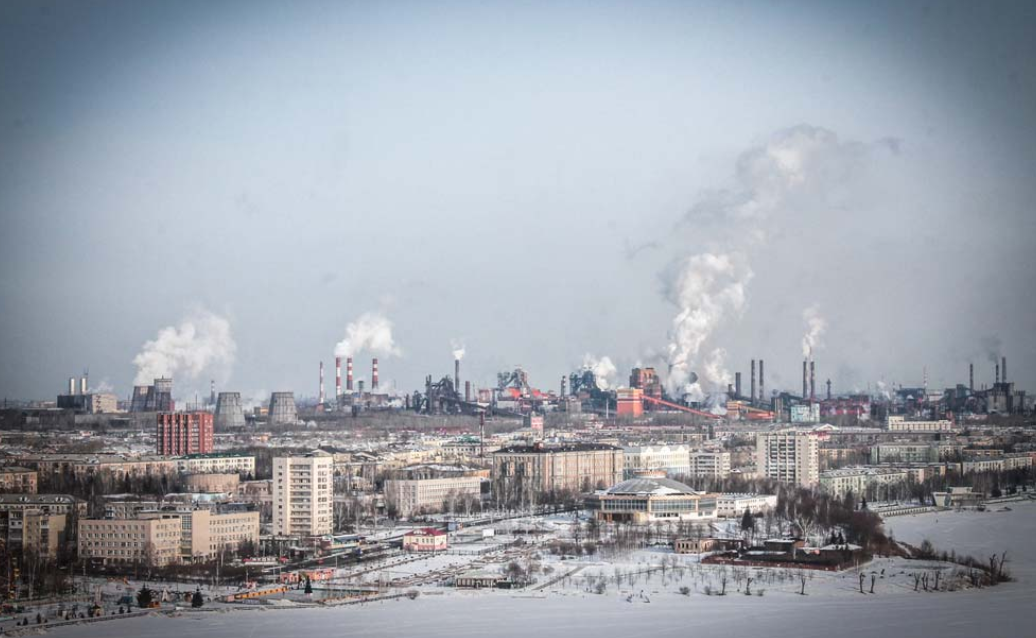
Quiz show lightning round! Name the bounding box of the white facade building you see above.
[716,493,778,518]
[755,431,820,488]
[688,451,731,478]
[272,451,334,537]
[622,445,691,478]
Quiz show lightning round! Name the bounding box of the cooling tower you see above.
[215,392,246,429]
[268,392,298,425]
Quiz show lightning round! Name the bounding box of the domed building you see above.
[588,474,717,524]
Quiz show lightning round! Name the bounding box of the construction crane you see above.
[642,394,723,419]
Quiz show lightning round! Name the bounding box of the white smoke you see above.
[334,312,402,358]
[133,309,236,386]
[663,253,751,396]
[801,304,827,358]
[451,339,466,361]
[581,354,618,390]
[663,125,885,398]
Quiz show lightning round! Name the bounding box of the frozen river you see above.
[54,502,1036,638]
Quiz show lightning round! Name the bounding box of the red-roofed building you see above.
[402,527,448,552]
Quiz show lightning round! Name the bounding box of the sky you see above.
[1,0,1034,403]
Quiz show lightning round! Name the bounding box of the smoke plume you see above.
[663,125,889,397]
[663,253,751,397]
[133,309,236,385]
[451,339,466,361]
[582,354,618,390]
[334,312,402,358]
[801,304,827,358]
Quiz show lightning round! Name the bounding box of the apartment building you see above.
[622,445,691,478]
[819,467,911,498]
[0,509,66,558]
[384,475,482,518]
[688,451,732,478]
[156,412,214,455]
[886,416,956,433]
[79,515,183,566]
[0,467,38,494]
[272,450,334,537]
[175,453,256,476]
[755,431,820,488]
[492,443,624,506]
[22,454,176,481]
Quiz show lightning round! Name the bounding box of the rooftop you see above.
[605,477,700,496]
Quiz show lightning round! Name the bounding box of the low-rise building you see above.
[819,467,910,498]
[402,527,448,552]
[886,416,956,433]
[589,476,717,524]
[175,453,256,477]
[79,515,183,566]
[0,467,38,494]
[716,493,777,518]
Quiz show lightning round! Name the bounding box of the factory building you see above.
[755,431,820,488]
[156,412,215,456]
[272,450,334,537]
[131,378,174,413]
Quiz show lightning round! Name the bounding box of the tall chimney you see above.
[750,360,756,405]
[455,358,460,394]
[561,376,567,398]
[735,372,742,399]
[372,358,379,390]
[346,357,354,391]
[996,363,1000,385]
[810,360,816,402]
[335,357,342,398]
[1002,356,1006,383]
[803,359,809,399]
[759,359,765,403]
[969,363,974,392]
[69,377,76,396]
[210,379,216,405]
[80,376,88,395]
[826,378,832,400]
[319,361,325,406]
[465,380,471,402]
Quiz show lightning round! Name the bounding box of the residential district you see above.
[0,355,1031,632]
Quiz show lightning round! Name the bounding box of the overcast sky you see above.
[2,0,1034,403]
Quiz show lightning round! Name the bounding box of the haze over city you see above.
[2,0,1034,403]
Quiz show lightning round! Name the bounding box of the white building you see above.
[819,467,910,498]
[622,445,691,478]
[272,450,334,537]
[716,493,778,518]
[688,451,731,478]
[176,453,257,476]
[886,416,956,433]
[384,475,482,518]
[755,431,820,488]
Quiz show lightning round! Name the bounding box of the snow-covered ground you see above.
[46,502,1036,638]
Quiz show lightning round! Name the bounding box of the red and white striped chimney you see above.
[346,357,354,391]
[372,358,379,390]
[335,357,342,398]
[319,361,325,406]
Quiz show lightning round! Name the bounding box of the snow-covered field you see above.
[49,503,1036,638]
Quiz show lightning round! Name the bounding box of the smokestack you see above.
[759,359,765,403]
[969,363,974,392]
[561,376,567,398]
[826,378,831,400]
[210,379,216,405]
[465,380,471,402]
[735,372,742,399]
[996,363,1000,385]
[810,360,815,402]
[346,357,353,391]
[80,376,87,395]
[372,358,379,390]
[69,377,76,396]
[750,360,756,405]
[1002,356,1006,383]
[335,357,342,398]
[803,359,808,399]
[455,358,460,394]
[319,361,325,406]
